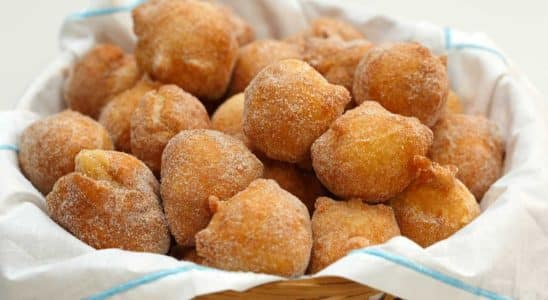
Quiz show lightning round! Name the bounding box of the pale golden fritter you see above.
[133,0,238,101]
[311,101,433,202]
[64,44,141,118]
[228,39,302,94]
[391,157,480,247]
[430,114,504,200]
[46,150,170,253]
[195,179,312,277]
[243,59,351,163]
[130,85,210,174]
[99,78,162,152]
[19,110,113,194]
[309,197,400,273]
[211,93,251,148]
[161,129,263,246]
[353,42,449,127]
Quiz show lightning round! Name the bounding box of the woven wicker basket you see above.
[196,276,387,299]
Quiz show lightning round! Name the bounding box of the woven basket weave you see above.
[196,276,390,299]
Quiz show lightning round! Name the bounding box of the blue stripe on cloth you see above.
[350,248,511,300]
[0,144,19,152]
[444,26,508,65]
[85,264,210,300]
[67,0,145,20]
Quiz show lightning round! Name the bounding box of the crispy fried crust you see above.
[46,150,170,253]
[19,110,113,194]
[429,114,504,200]
[353,42,449,127]
[195,179,312,277]
[391,157,480,247]
[64,44,141,118]
[161,129,263,246]
[243,59,351,163]
[311,101,433,202]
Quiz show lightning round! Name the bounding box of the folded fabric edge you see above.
[83,248,511,300]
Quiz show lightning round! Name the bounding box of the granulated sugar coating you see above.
[46,150,170,254]
[18,110,113,195]
[228,39,302,95]
[243,59,351,163]
[309,197,400,273]
[353,42,449,127]
[430,114,504,200]
[262,158,326,213]
[195,179,312,277]
[64,44,141,119]
[211,93,252,148]
[99,78,162,152]
[311,101,433,202]
[132,0,238,101]
[391,157,480,247]
[161,129,263,246]
[130,84,210,174]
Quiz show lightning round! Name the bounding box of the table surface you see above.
[0,0,546,110]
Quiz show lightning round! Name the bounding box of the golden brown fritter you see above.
[46,150,170,253]
[211,93,252,148]
[130,85,210,174]
[429,114,504,200]
[19,110,113,194]
[391,157,480,247]
[161,129,263,246]
[287,17,365,45]
[243,59,351,163]
[311,101,433,202]
[262,158,326,213]
[132,0,238,101]
[353,42,449,127]
[99,78,161,152]
[228,39,302,94]
[195,179,312,277]
[309,197,400,273]
[304,39,373,97]
[64,44,141,118]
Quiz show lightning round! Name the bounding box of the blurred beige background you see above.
[0,0,546,110]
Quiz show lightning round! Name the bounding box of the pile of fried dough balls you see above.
[18,0,504,277]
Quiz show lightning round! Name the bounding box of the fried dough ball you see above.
[46,150,170,253]
[309,197,400,273]
[228,40,302,94]
[219,4,254,46]
[99,78,161,152]
[301,38,373,97]
[444,90,463,114]
[195,179,312,277]
[161,129,263,246]
[391,158,480,247]
[430,114,504,200]
[130,85,210,174]
[262,158,326,213]
[243,59,351,163]
[211,93,252,148]
[64,44,141,118]
[132,0,238,101]
[311,102,433,202]
[287,17,364,45]
[169,245,206,264]
[353,42,449,127]
[19,110,113,194]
